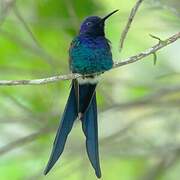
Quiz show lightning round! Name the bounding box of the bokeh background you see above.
[0,0,180,179]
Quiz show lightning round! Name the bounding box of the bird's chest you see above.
[70,37,113,74]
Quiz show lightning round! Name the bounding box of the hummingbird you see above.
[44,10,118,178]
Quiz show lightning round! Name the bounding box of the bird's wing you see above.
[68,37,80,71]
[44,82,78,175]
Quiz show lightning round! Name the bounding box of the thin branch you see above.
[115,32,180,67]
[0,32,179,86]
[140,149,180,180]
[0,0,17,26]
[0,126,54,156]
[152,52,157,65]
[102,85,180,113]
[149,34,163,44]
[0,73,81,86]
[119,0,144,51]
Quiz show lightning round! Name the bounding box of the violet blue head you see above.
[79,9,119,37]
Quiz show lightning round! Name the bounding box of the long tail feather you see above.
[81,93,101,178]
[44,83,78,175]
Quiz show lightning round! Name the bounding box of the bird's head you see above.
[79,10,119,37]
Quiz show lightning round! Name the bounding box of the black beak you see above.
[101,9,119,22]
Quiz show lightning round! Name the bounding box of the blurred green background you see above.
[0,0,180,179]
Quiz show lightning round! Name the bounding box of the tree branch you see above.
[119,0,144,51]
[0,126,54,156]
[115,32,180,67]
[0,0,17,26]
[0,32,179,86]
[140,149,180,180]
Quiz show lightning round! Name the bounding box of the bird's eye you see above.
[86,22,92,26]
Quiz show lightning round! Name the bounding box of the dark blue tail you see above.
[80,88,101,178]
[44,81,101,178]
[79,84,101,178]
[44,83,78,175]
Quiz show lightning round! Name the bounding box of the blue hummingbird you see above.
[44,10,118,178]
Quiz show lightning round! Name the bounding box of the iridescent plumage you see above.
[44,10,118,179]
[69,35,113,74]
